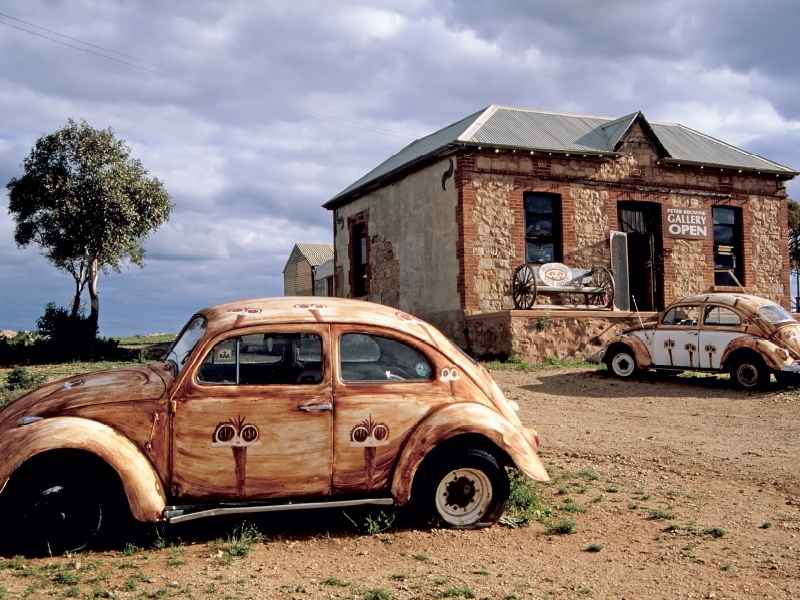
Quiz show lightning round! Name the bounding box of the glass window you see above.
[340,334,433,382]
[197,333,322,385]
[352,223,368,297]
[757,305,796,325]
[661,305,700,326]
[524,193,561,263]
[166,316,207,373]
[703,306,741,327]
[713,206,742,286]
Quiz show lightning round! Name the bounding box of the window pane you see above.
[758,305,796,324]
[713,207,735,225]
[340,333,432,382]
[526,216,553,238]
[197,333,322,385]
[704,306,741,326]
[525,195,553,214]
[713,225,734,245]
[526,243,555,263]
[661,306,699,326]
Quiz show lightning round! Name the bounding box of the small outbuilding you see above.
[283,243,334,297]
[323,106,797,360]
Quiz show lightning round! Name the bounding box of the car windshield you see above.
[757,305,796,325]
[166,316,207,373]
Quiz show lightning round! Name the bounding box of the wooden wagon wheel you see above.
[586,266,615,308]
[512,264,538,309]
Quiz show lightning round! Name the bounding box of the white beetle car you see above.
[602,293,800,389]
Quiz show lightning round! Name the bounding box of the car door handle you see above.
[299,403,332,412]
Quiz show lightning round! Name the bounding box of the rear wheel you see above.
[417,448,509,529]
[731,356,769,390]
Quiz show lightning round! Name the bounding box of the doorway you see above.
[617,202,662,311]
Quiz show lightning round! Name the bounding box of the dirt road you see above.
[0,366,798,599]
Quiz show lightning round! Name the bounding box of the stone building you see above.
[323,106,797,360]
[282,243,334,297]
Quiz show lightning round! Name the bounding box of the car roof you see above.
[197,297,450,347]
[668,293,780,312]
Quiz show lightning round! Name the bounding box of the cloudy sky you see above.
[1,0,799,336]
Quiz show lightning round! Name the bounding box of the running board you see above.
[165,497,395,524]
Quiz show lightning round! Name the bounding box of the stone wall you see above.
[466,311,648,362]
[748,196,785,301]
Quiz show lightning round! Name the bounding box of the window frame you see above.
[523,192,562,264]
[712,206,743,287]
[335,329,436,385]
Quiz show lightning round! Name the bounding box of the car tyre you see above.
[607,348,639,378]
[417,448,509,529]
[731,356,769,390]
[4,454,119,556]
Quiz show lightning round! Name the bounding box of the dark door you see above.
[617,202,662,311]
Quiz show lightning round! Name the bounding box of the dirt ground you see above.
[1,366,799,600]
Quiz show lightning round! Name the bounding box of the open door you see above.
[610,230,629,311]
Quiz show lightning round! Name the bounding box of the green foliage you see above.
[548,517,578,534]
[483,356,600,372]
[5,366,45,391]
[323,576,350,587]
[361,589,393,600]
[585,542,603,552]
[227,524,264,558]
[761,521,773,529]
[537,312,551,331]
[789,198,800,273]
[703,527,726,538]
[6,118,173,329]
[344,510,396,535]
[649,508,677,520]
[442,586,475,598]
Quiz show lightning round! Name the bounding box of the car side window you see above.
[661,305,699,326]
[197,333,322,385]
[340,333,433,382]
[703,306,741,327]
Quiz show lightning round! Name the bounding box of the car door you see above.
[652,304,701,368]
[171,324,332,501]
[698,305,745,369]
[330,325,449,495]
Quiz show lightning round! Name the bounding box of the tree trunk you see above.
[88,257,100,336]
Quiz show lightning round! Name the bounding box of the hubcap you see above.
[611,353,635,377]
[737,364,759,387]
[435,468,492,526]
[27,485,102,555]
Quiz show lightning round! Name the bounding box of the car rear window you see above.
[758,305,796,324]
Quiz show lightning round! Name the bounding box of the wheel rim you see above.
[588,267,614,308]
[435,468,493,526]
[736,363,759,388]
[27,485,102,554]
[512,265,537,309]
[611,352,635,377]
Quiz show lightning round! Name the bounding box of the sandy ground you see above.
[0,367,798,599]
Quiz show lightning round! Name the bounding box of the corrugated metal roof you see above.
[293,243,333,267]
[325,105,796,207]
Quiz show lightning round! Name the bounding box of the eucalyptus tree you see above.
[7,118,173,331]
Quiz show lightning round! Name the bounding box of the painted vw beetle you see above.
[0,298,548,555]
[602,293,800,389]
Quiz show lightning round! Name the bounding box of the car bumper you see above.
[779,363,800,372]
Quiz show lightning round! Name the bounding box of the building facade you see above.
[324,107,797,350]
[282,243,334,297]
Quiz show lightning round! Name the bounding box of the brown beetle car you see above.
[602,293,800,389]
[0,298,548,554]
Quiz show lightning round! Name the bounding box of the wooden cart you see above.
[511,262,615,310]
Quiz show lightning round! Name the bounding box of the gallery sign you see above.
[663,206,711,240]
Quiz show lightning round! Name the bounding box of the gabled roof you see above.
[288,243,333,268]
[324,105,797,208]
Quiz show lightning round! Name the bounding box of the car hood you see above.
[774,322,800,357]
[0,363,172,436]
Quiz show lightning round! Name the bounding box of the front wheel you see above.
[731,356,769,390]
[23,483,103,555]
[606,347,639,378]
[420,448,509,529]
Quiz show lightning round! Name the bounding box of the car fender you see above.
[720,336,789,371]
[390,403,549,506]
[604,333,653,369]
[0,417,166,522]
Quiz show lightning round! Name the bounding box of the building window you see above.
[712,206,742,286]
[353,223,368,296]
[524,193,561,263]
